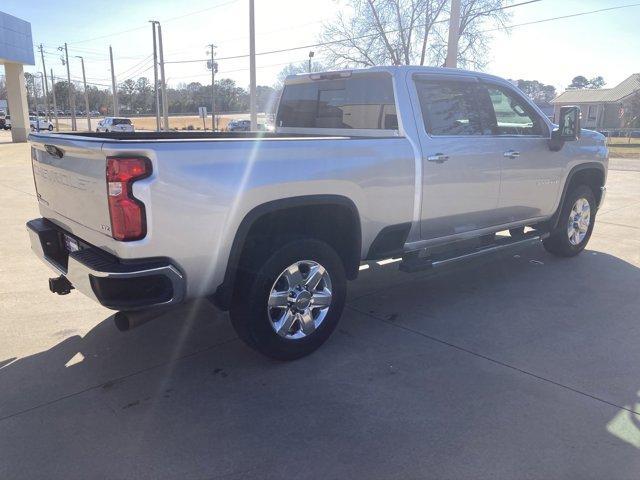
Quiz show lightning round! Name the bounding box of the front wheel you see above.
[230,239,347,360]
[48,124,53,131]
[543,185,596,257]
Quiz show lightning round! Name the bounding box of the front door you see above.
[409,74,502,241]
[479,81,563,221]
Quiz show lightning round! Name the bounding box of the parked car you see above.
[96,117,135,133]
[29,116,53,131]
[27,66,608,360]
[227,119,251,131]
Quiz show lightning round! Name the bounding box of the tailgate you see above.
[30,135,112,237]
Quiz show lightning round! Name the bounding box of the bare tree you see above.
[320,0,511,70]
[275,61,327,89]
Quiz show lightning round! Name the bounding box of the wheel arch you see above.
[213,195,362,311]
[549,162,606,230]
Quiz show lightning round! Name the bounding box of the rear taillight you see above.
[106,157,151,241]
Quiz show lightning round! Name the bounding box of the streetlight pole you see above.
[38,44,51,121]
[59,43,76,131]
[249,0,257,131]
[149,21,160,131]
[34,74,40,128]
[109,46,118,116]
[207,44,218,131]
[308,51,314,73]
[76,56,91,131]
[50,69,59,131]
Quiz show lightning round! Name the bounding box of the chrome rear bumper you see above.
[27,218,184,310]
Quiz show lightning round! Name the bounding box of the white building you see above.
[0,11,35,142]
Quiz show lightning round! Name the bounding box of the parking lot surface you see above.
[1,139,640,479]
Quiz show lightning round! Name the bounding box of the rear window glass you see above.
[277,74,397,130]
[113,119,132,125]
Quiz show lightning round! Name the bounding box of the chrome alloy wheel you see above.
[267,260,332,340]
[567,197,591,246]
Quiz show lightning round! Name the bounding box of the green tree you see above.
[118,79,137,113]
[569,75,605,89]
[134,77,153,113]
[515,79,556,104]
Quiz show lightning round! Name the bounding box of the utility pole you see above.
[109,46,118,116]
[149,21,160,131]
[50,68,59,131]
[249,0,257,130]
[308,51,314,73]
[157,22,169,131]
[207,44,218,131]
[76,56,92,131]
[59,43,76,131]
[445,0,461,68]
[38,44,51,121]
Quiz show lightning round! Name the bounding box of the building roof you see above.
[552,74,640,104]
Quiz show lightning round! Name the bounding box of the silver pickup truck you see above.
[27,66,608,360]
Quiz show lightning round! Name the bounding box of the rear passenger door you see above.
[410,74,502,241]
[477,82,561,221]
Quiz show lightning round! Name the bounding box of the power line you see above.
[164,0,543,65]
[116,54,153,78]
[164,0,640,66]
[480,1,640,33]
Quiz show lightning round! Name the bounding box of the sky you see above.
[1,0,639,94]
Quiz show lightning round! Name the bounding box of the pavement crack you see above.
[348,304,640,417]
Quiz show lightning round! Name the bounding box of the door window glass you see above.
[414,79,486,135]
[482,85,542,136]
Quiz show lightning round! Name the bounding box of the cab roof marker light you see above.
[309,71,352,80]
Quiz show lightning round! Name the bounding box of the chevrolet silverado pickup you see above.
[27,66,608,360]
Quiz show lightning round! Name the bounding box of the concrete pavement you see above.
[1,139,639,479]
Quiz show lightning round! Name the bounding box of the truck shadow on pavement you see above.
[2,245,640,478]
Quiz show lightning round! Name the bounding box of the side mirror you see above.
[549,105,581,151]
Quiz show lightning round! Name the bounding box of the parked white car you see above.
[29,116,53,131]
[96,117,135,133]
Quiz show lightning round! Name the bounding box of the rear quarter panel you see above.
[102,137,415,298]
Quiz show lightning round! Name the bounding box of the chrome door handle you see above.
[503,150,520,159]
[427,153,449,163]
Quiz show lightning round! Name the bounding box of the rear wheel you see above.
[543,185,596,257]
[230,239,346,360]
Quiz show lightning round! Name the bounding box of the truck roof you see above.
[285,65,510,86]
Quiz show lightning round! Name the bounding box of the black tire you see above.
[48,124,53,131]
[543,185,596,257]
[229,239,347,360]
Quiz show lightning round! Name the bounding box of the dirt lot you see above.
[45,113,269,132]
[1,138,640,479]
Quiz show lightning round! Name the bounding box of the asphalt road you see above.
[1,139,639,479]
